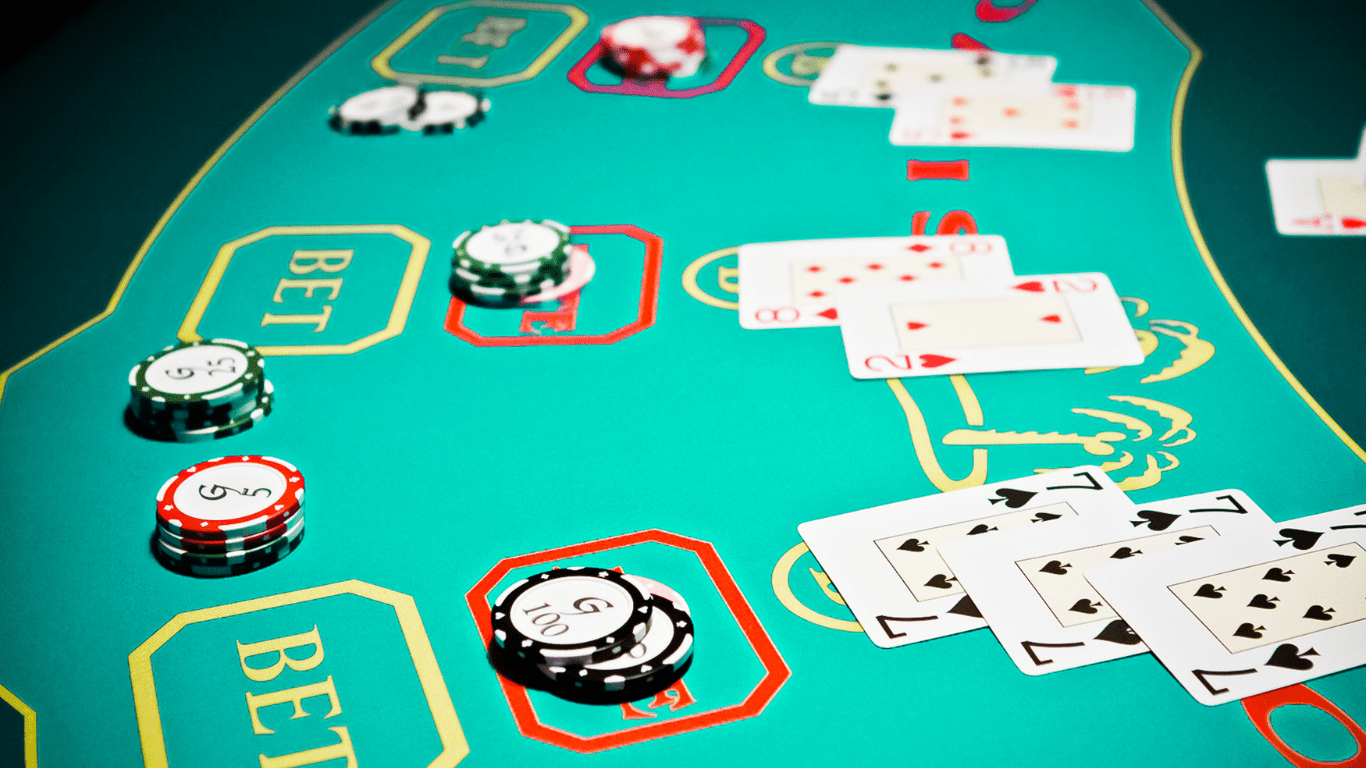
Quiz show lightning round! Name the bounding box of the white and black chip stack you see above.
[489,566,695,701]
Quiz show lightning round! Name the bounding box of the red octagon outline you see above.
[464,529,791,752]
[567,18,766,99]
[443,224,661,346]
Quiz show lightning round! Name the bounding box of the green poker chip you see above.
[129,338,265,409]
[452,219,572,276]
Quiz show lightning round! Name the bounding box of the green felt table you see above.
[1,1,1364,767]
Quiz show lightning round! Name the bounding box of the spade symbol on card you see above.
[1303,605,1336,622]
[1275,528,1323,550]
[1039,560,1072,575]
[1069,599,1102,615]
[1248,594,1280,610]
[966,524,998,535]
[1263,568,1294,582]
[1326,554,1356,568]
[1177,535,1203,545]
[898,538,928,553]
[1266,644,1317,671]
[946,595,982,618]
[1032,511,1063,522]
[1095,620,1142,646]
[1234,623,1266,639]
[1194,584,1226,599]
[924,573,956,590]
[1133,510,1180,531]
[1110,547,1142,559]
[989,488,1037,508]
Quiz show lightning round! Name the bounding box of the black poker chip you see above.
[490,567,653,666]
[539,575,694,695]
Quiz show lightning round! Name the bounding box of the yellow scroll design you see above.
[887,375,988,492]
[771,542,863,633]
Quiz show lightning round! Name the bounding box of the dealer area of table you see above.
[1,1,1364,767]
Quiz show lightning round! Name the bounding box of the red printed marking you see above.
[817,308,838,320]
[910,211,932,236]
[518,291,580,333]
[950,33,993,50]
[1041,314,1061,323]
[910,210,980,236]
[935,210,979,235]
[1015,280,1046,292]
[1242,684,1365,768]
[907,159,971,181]
[975,0,1039,22]
[1345,217,1365,229]
[906,322,927,330]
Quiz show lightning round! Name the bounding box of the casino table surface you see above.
[1,1,1365,767]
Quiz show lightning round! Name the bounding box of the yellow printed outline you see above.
[0,683,36,768]
[0,0,402,405]
[761,41,843,87]
[1143,0,1366,462]
[128,580,467,768]
[772,542,863,632]
[681,247,740,310]
[887,376,988,492]
[371,0,588,87]
[177,224,431,356]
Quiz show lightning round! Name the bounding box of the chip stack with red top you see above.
[600,16,706,79]
[153,456,307,577]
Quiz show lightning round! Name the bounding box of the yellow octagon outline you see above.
[0,683,36,768]
[371,0,588,88]
[128,580,467,768]
[177,224,430,356]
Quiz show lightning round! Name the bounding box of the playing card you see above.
[797,466,1135,648]
[938,490,1273,675]
[808,44,1056,109]
[889,84,1136,152]
[836,272,1143,379]
[736,235,1014,329]
[1087,504,1366,705]
[1265,127,1366,235]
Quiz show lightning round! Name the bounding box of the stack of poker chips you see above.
[153,456,306,578]
[126,338,273,442]
[600,16,707,79]
[488,567,694,702]
[329,84,490,134]
[449,219,574,306]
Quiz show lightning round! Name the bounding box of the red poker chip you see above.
[600,16,706,79]
[155,455,304,540]
[157,508,298,553]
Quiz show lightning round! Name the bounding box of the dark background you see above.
[1,0,1363,445]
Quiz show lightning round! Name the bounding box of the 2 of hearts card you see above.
[736,235,1014,329]
[835,272,1144,379]
[889,83,1137,152]
[798,466,1135,648]
[808,45,1057,109]
[938,490,1273,676]
[1265,126,1366,235]
[1088,504,1366,705]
